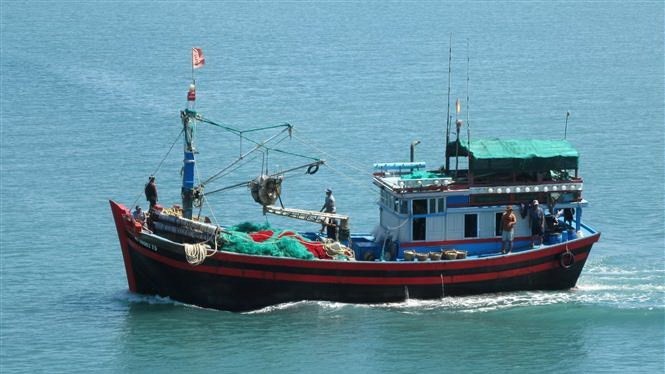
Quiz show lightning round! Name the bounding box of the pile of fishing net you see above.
[219,222,329,260]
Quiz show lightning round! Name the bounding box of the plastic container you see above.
[567,229,577,240]
[547,232,562,244]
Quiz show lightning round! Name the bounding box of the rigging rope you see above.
[290,132,379,195]
[131,129,184,209]
[201,127,293,186]
[291,132,369,175]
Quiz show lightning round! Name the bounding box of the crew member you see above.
[501,205,517,254]
[145,176,158,209]
[320,188,336,214]
[320,188,337,239]
[133,205,146,222]
[530,200,545,248]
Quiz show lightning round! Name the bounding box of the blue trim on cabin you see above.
[446,195,470,207]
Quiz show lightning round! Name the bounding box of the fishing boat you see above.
[110,53,600,312]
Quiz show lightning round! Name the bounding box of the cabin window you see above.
[464,214,478,238]
[429,199,436,213]
[413,217,426,241]
[381,190,392,208]
[495,212,503,236]
[413,199,427,215]
[399,200,408,214]
[438,198,445,212]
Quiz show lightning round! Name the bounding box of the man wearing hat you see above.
[320,188,336,214]
[320,188,337,239]
[530,200,545,248]
[500,205,517,254]
[144,176,158,209]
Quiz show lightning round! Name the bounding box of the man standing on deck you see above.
[530,200,545,248]
[501,205,517,254]
[320,188,337,239]
[145,176,158,209]
[320,188,336,214]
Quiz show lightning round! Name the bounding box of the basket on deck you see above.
[443,250,458,260]
[428,251,442,261]
[403,250,415,261]
[415,252,429,261]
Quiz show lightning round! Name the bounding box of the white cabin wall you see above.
[515,213,530,237]
[380,209,410,242]
[426,216,445,241]
[478,212,496,238]
[445,213,464,240]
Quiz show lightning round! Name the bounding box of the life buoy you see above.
[559,251,575,269]
[306,164,319,175]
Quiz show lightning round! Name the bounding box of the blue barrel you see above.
[547,232,562,244]
[567,229,577,240]
[561,230,569,242]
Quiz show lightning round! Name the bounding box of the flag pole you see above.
[191,48,195,84]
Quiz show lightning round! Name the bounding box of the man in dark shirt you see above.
[530,200,545,248]
[145,176,158,209]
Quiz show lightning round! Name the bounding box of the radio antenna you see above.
[466,39,470,147]
[445,34,452,172]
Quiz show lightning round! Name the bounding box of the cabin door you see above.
[412,199,428,241]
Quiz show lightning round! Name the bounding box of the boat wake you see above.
[119,292,182,306]
[248,279,664,314]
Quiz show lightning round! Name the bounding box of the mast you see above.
[181,107,196,219]
[182,48,205,219]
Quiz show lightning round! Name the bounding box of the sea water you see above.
[1,2,663,373]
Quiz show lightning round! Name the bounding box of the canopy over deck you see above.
[447,139,579,173]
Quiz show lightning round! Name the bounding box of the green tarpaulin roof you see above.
[449,139,579,173]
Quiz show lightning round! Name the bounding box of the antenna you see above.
[564,111,570,139]
[466,39,470,148]
[455,98,462,176]
[445,34,452,172]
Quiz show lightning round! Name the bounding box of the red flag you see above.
[192,48,205,69]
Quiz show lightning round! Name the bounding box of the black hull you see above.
[130,250,590,312]
[112,201,598,312]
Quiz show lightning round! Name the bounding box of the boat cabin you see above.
[369,139,587,259]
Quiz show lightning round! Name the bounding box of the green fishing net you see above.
[220,222,315,260]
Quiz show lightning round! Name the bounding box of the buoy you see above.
[559,251,575,269]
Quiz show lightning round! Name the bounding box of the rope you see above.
[201,128,292,186]
[385,217,410,231]
[291,132,378,195]
[291,132,369,175]
[131,129,184,209]
[184,239,217,266]
[323,240,356,261]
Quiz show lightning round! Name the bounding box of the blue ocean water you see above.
[1,1,663,373]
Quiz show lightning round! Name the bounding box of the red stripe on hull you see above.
[211,234,598,272]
